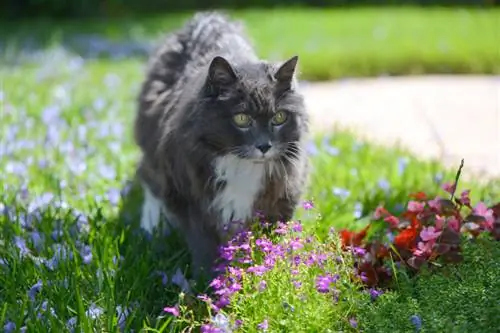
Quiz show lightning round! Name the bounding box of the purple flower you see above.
[14,236,30,257]
[200,324,222,333]
[397,157,409,174]
[80,245,93,264]
[274,222,288,234]
[378,178,391,192]
[410,315,422,331]
[30,231,44,251]
[214,296,230,309]
[349,317,358,328]
[4,322,16,333]
[302,200,314,210]
[255,238,273,252]
[99,163,116,180]
[369,288,383,301]
[332,187,350,200]
[164,305,180,317]
[257,319,269,331]
[37,300,57,319]
[291,222,303,232]
[66,317,77,332]
[28,192,55,213]
[258,280,267,292]
[288,237,303,251]
[352,246,367,257]
[41,105,61,124]
[315,274,339,293]
[171,268,191,292]
[354,202,363,219]
[106,188,121,206]
[306,141,319,155]
[155,271,168,285]
[247,265,269,276]
[85,303,104,319]
[28,280,43,300]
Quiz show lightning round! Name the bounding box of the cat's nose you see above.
[256,143,272,154]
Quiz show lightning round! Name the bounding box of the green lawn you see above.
[2,7,499,80]
[1,56,499,332]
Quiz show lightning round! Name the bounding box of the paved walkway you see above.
[301,75,500,179]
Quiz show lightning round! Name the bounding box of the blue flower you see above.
[410,315,422,331]
[28,280,43,300]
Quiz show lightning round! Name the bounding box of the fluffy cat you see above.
[134,11,309,277]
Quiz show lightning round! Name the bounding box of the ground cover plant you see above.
[2,7,499,80]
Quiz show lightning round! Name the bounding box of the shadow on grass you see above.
[0,177,206,331]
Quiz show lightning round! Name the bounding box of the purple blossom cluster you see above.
[166,215,367,332]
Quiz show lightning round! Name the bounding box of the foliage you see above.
[339,162,500,289]
[2,0,498,19]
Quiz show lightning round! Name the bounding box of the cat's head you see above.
[191,55,308,163]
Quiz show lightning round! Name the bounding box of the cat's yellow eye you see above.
[233,113,252,127]
[271,110,288,126]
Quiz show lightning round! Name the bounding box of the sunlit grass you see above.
[2,7,499,80]
[1,54,499,331]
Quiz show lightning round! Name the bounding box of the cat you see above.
[134,11,309,277]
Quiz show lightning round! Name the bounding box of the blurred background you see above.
[1,0,498,79]
[1,0,499,176]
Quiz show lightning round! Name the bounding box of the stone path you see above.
[301,75,500,180]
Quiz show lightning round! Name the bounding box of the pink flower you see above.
[435,215,460,232]
[435,215,446,230]
[373,206,389,219]
[448,216,460,232]
[473,202,495,229]
[460,190,471,206]
[302,200,314,210]
[163,305,180,317]
[442,182,456,195]
[428,196,441,211]
[414,241,433,257]
[407,201,425,213]
[292,222,303,232]
[257,319,269,331]
[384,215,399,228]
[420,226,441,242]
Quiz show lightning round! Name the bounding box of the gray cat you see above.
[134,11,309,277]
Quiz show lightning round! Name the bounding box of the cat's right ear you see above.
[208,56,237,87]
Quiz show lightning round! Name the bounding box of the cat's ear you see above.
[274,55,299,90]
[208,56,237,87]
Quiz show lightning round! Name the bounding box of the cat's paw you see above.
[140,185,162,233]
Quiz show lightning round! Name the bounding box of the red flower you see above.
[340,226,369,248]
[409,192,427,201]
[394,227,419,250]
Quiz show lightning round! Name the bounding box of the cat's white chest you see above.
[211,155,266,228]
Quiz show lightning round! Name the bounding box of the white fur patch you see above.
[211,155,267,229]
[140,184,163,233]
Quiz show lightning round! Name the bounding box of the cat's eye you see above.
[271,110,288,126]
[232,113,252,127]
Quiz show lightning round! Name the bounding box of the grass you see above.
[1,53,500,332]
[2,7,500,80]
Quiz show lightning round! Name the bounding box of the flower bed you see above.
[163,165,500,332]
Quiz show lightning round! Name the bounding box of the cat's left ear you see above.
[208,56,238,87]
[274,55,299,91]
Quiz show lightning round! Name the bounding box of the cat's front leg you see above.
[140,183,163,233]
[264,196,299,225]
[179,209,221,279]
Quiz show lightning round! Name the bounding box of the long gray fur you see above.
[134,11,309,277]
